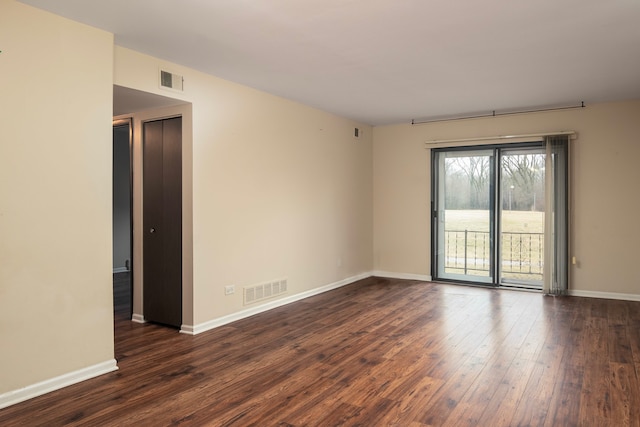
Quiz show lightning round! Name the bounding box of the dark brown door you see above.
[143,117,182,328]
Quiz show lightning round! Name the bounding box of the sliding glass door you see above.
[432,142,560,289]
[434,149,495,283]
[499,148,545,287]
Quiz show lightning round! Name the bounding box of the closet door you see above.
[143,117,182,327]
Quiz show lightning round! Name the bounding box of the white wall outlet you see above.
[225,285,235,295]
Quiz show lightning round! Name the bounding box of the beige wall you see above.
[373,99,640,296]
[0,1,115,394]
[113,47,373,327]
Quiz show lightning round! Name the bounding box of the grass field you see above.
[444,209,544,233]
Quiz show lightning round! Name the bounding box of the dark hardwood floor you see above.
[1,277,639,426]
[113,271,131,317]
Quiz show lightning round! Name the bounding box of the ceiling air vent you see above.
[159,69,183,91]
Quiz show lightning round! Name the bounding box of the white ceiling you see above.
[21,0,640,125]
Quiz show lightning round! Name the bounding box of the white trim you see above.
[568,290,640,302]
[371,271,432,282]
[0,359,118,409]
[131,313,146,323]
[113,267,129,274]
[180,272,372,335]
[424,131,576,147]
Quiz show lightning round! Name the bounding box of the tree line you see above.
[444,153,545,211]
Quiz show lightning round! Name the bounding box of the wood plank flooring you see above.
[1,277,639,426]
[113,271,131,316]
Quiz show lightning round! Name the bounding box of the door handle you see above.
[150,228,156,233]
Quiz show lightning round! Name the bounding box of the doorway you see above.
[431,142,554,289]
[112,119,133,316]
[112,86,193,336]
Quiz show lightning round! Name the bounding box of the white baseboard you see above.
[180,272,372,335]
[372,270,432,282]
[569,289,640,302]
[112,267,129,274]
[0,359,118,410]
[131,313,146,323]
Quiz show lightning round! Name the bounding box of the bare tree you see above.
[502,154,544,211]
[451,156,490,209]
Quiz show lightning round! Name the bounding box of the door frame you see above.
[430,141,546,288]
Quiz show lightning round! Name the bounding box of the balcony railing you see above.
[444,230,543,281]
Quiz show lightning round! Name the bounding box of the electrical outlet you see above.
[225,285,235,295]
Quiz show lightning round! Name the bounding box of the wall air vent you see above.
[243,278,288,306]
[159,69,184,91]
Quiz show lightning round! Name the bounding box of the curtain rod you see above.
[412,102,585,125]
[425,131,576,146]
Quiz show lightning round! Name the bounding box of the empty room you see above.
[1,0,639,425]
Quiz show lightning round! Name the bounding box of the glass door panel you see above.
[499,149,545,288]
[435,149,494,283]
